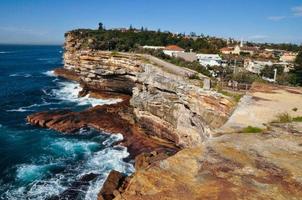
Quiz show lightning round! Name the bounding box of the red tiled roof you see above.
[164,45,185,51]
[220,47,234,51]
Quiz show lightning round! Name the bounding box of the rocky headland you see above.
[27,30,302,200]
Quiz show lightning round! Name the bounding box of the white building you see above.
[143,45,165,50]
[280,52,298,62]
[196,54,222,67]
[244,59,273,74]
[163,45,185,57]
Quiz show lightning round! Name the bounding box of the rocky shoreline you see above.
[26,31,302,200]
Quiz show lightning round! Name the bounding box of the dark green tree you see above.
[98,22,104,30]
[260,64,284,78]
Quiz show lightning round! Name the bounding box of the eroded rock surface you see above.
[116,124,302,200]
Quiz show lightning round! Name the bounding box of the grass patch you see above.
[273,112,292,123]
[241,126,263,133]
[220,90,243,102]
[110,51,120,57]
[293,116,302,122]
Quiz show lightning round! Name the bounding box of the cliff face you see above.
[62,31,234,147]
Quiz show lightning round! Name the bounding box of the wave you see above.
[6,108,33,112]
[0,51,12,54]
[9,73,32,78]
[2,133,134,200]
[42,70,56,77]
[6,102,54,112]
[50,81,122,107]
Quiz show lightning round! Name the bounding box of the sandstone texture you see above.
[222,82,302,131]
[116,123,302,200]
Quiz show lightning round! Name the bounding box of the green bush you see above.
[273,112,292,123]
[293,116,302,122]
[241,126,263,133]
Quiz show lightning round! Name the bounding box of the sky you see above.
[0,0,301,45]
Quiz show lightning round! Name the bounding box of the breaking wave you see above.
[2,133,134,200]
[50,81,122,107]
[42,70,56,77]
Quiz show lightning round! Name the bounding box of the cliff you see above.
[61,31,234,147]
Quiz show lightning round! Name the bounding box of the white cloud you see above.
[267,16,286,21]
[292,5,302,16]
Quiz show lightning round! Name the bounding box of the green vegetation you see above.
[241,126,263,133]
[260,64,284,78]
[110,51,120,57]
[148,50,212,76]
[288,51,302,86]
[293,116,302,122]
[67,26,227,53]
[274,112,292,123]
[215,84,243,102]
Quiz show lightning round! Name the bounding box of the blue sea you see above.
[0,45,134,200]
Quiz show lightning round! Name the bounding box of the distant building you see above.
[280,52,298,63]
[220,41,258,55]
[173,52,197,62]
[143,45,165,50]
[197,54,222,67]
[244,59,273,74]
[163,45,185,57]
[220,47,234,54]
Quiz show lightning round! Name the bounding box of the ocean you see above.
[0,45,134,199]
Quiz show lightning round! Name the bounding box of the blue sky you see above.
[0,0,301,45]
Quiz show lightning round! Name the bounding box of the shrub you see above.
[293,116,302,122]
[274,112,292,123]
[241,126,263,133]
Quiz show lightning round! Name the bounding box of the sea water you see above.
[0,45,134,199]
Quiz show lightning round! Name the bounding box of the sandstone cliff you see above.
[61,31,234,147]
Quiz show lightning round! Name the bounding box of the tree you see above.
[289,51,302,85]
[260,64,284,79]
[98,22,104,30]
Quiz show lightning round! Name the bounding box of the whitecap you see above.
[51,81,122,107]
[49,138,99,158]
[6,108,33,112]
[16,163,57,183]
[42,70,56,77]
[9,73,32,78]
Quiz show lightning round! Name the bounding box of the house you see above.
[163,45,185,57]
[244,59,273,74]
[173,52,197,62]
[280,52,298,62]
[197,54,222,67]
[220,41,258,55]
[143,46,165,50]
[220,47,234,54]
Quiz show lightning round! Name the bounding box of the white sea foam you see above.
[3,134,134,200]
[6,108,33,112]
[9,73,32,78]
[51,81,122,107]
[42,70,56,77]
[6,102,53,112]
